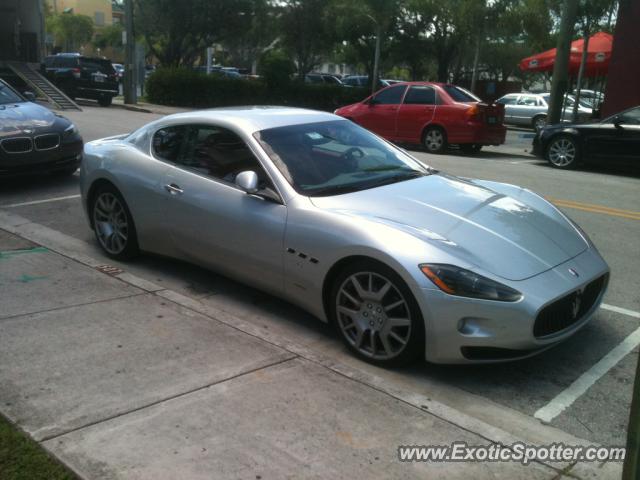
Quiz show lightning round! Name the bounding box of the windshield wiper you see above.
[364,170,425,188]
[305,183,364,197]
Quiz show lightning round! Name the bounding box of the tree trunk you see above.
[572,30,589,122]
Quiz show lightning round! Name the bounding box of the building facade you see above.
[48,0,114,28]
[0,0,45,62]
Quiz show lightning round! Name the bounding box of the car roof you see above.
[154,106,341,134]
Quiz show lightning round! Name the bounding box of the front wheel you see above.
[330,260,425,367]
[423,126,447,154]
[546,135,580,169]
[91,185,139,260]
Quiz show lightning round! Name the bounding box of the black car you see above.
[42,54,119,107]
[0,79,83,177]
[533,105,640,169]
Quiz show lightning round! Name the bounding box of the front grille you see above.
[34,134,60,151]
[534,274,608,338]
[1,137,33,153]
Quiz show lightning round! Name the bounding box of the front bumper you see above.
[418,247,609,364]
[532,131,544,157]
[0,137,83,177]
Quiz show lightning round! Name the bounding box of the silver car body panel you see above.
[498,93,592,127]
[80,107,609,364]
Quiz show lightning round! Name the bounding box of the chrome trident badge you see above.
[568,268,579,278]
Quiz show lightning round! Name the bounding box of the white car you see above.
[496,93,593,130]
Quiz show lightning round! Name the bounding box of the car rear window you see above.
[442,85,480,103]
[55,56,79,68]
[80,58,115,74]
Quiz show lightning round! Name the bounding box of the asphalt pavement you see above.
[1,102,638,479]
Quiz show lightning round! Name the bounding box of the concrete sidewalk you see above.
[0,219,618,479]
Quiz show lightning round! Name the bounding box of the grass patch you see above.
[0,413,76,480]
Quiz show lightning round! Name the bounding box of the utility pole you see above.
[371,24,381,96]
[548,0,579,125]
[572,29,589,122]
[123,0,137,104]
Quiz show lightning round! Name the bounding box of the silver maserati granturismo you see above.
[79,107,609,365]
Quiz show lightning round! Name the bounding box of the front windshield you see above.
[254,120,430,196]
[0,83,23,105]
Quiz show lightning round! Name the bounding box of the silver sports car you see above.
[80,107,609,365]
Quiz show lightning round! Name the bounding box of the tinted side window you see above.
[152,126,186,162]
[620,107,640,125]
[179,125,270,186]
[373,85,407,105]
[404,86,435,105]
[80,58,115,74]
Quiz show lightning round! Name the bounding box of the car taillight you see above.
[466,104,481,122]
[72,68,81,79]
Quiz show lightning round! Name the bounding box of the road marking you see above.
[534,304,640,423]
[601,303,640,319]
[2,194,81,209]
[547,197,640,221]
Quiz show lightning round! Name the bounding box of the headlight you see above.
[63,123,78,137]
[419,264,522,302]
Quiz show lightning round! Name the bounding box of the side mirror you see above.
[367,97,377,106]
[23,91,36,101]
[613,116,623,128]
[235,170,259,194]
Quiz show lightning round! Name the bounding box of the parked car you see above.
[80,107,609,365]
[112,63,124,82]
[496,92,592,130]
[335,82,506,153]
[305,73,343,85]
[42,53,119,107]
[572,89,604,109]
[0,79,82,177]
[532,105,640,169]
[342,75,399,88]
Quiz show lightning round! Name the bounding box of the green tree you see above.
[134,0,255,67]
[46,13,94,51]
[93,23,124,50]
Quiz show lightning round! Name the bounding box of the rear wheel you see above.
[330,260,425,367]
[532,115,547,130]
[91,185,139,260]
[423,126,447,154]
[546,135,580,169]
[98,96,112,107]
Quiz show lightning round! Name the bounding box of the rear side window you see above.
[152,126,187,162]
[373,85,407,105]
[80,58,115,74]
[54,56,78,68]
[442,85,479,103]
[404,86,436,105]
[496,96,517,105]
[517,96,538,106]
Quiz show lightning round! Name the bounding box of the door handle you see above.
[164,183,183,195]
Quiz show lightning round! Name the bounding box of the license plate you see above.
[487,116,497,124]
[94,75,105,83]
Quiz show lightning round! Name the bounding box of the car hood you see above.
[310,174,588,281]
[0,101,59,138]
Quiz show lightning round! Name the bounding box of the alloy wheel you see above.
[336,272,412,360]
[93,192,129,255]
[548,137,577,167]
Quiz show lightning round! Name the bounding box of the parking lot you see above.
[1,104,638,477]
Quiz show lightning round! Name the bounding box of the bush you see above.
[258,50,296,91]
[146,67,368,112]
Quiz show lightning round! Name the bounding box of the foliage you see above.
[258,50,296,90]
[46,13,94,51]
[134,0,255,67]
[93,23,124,50]
[146,67,368,110]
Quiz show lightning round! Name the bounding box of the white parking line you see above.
[534,305,640,423]
[2,195,81,209]
[602,303,640,319]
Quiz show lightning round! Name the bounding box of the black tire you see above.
[98,96,112,107]
[532,115,547,131]
[422,126,447,154]
[90,184,139,260]
[460,144,482,153]
[545,134,581,170]
[330,259,425,367]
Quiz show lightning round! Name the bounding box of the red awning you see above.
[519,32,613,77]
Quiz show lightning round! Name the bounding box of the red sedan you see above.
[335,82,506,153]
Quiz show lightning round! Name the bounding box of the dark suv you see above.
[42,54,119,106]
